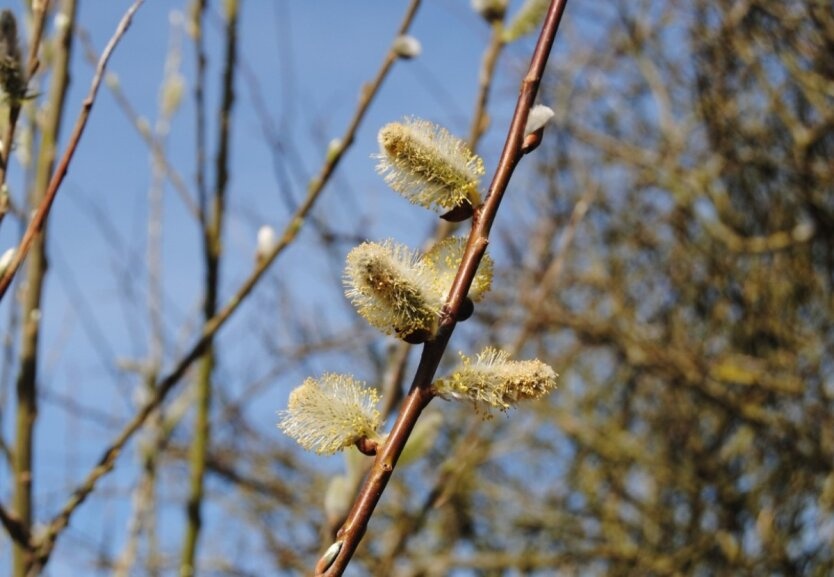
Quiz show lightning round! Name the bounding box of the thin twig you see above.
[182,0,239,572]
[76,29,200,221]
[320,1,570,574]
[0,0,145,303]
[26,2,423,572]
[12,0,76,574]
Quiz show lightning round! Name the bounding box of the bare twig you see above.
[12,0,76,575]
[182,0,239,572]
[76,29,200,220]
[319,1,571,574]
[0,0,145,303]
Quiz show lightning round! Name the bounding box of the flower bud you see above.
[472,0,507,23]
[0,247,14,277]
[525,104,554,136]
[392,35,421,59]
[256,225,277,262]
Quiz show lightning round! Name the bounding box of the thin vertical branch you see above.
[0,0,145,303]
[11,1,74,575]
[193,0,208,223]
[319,1,570,574]
[181,1,239,574]
[115,12,185,577]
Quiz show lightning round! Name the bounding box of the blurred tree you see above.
[438,0,834,575]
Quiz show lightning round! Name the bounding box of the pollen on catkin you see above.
[420,236,493,303]
[433,347,557,412]
[278,374,382,455]
[344,240,440,340]
[376,118,484,212]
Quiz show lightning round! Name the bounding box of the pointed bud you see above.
[522,104,554,154]
[525,104,554,136]
[392,35,421,59]
[433,347,557,412]
[316,541,343,574]
[376,118,484,212]
[326,138,343,163]
[278,374,382,455]
[344,240,440,341]
[256,225,277,261]
[420,236,493,303]
[0,247,14,277]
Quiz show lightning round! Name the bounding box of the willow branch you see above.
[319,1,570,575]
[12,1,76,575]
[0,0,145,304]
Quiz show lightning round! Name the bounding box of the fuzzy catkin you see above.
[344,240,440,340]
[420,236,493,302]
[376,118,484,212]
[278,374,382,455]
[434,347,558,412]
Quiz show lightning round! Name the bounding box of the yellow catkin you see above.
[344,240,440,340]
[278,374,382,455]
[376,118,484,211]
[434,347,558,412]
[420,236,493,303]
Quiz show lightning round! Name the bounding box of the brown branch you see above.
[0,0,145,304]
[12,1,76,575]
[25,2,424,572]
[182,0,239,572]
[319,1,571,575]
